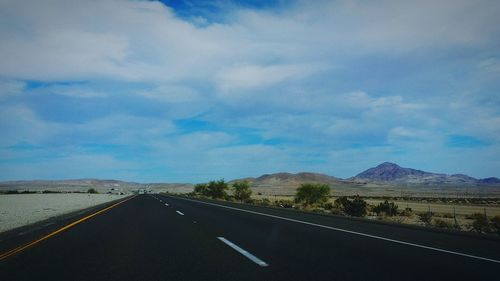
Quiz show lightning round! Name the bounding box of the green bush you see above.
[232,181,252,201]
[206,179,228,199]
[193,180,228,199]
[87,188,98,194]
[335,195,367,217]
[194,183,208,195]
[373,200,399,216]
[295,183,330,205]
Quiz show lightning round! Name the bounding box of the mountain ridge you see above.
[351,162,498,186]
[1,163,499,190]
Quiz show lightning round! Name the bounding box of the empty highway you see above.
[1,194,499,281]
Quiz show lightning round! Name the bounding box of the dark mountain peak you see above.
[479,177,500,184]
[377,162,401,168]
[354,162,430,182]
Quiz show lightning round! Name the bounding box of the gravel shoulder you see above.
[0,193,127,233]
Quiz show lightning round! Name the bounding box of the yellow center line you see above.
[0,195,136,261]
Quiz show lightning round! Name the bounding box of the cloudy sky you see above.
[0,0,499,183]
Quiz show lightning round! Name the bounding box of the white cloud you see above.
[0,80,24,99]
[215,63,323,91]
[0,105,61,146]
[1,0,497,83]
[0,152,141,181]
[1,0,499,180]
[38,84,108,98]
[138,84,200,102]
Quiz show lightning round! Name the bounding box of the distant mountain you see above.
[258,172,344,184]
[478,177,500,184]
[351,162,498,186]
[0,179,143,192]
[353,162,433,181]
[2,164,499,194]
[230,172,354,190]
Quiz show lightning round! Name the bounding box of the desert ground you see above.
[0,193,127,233]
[252,194,500,216]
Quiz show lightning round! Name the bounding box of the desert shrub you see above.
[330,208,343,215]
[373,200,398,216]
[419,212,433,225]
[399,207,413,216]
[256,198,271,206]
[43,190,60,194]
[335,195,367,217]
[19,190,36,194]
[274,199,294,208]
[232,181,252,201]
[470,213,490,233]
[87,188,98,194]
[346,196,367,217]
[490,215,500,235]
[312,207,327,213]
[334,196,350,209]
[433,218,453,229]
[294,183,330,205]
[194,183,208,196]
[322,202,334,210]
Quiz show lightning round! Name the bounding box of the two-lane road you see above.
[1,194,499,280]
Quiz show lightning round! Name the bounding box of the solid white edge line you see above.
[217,237,269,267]
[170,196,500,264]
[176,210,184,216]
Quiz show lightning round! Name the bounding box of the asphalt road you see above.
[1,194,499,281]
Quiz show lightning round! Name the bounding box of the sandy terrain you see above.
[0,193,127,233]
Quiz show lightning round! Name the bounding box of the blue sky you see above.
[1,0,500,183]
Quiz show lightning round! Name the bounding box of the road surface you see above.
[1,194,499,280]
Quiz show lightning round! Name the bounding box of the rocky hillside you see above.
[351,162,498,186]
[230,172,357,189]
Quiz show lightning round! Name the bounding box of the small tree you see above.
[87,188,98,194]
[232,181,252,201]
[206,179,228,199]
[295,183,330,205]
[373,200,399,216]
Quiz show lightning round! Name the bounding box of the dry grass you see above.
[252,194,500,216]
[364,199,500,217]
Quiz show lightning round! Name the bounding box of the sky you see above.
[0,0,499,183]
